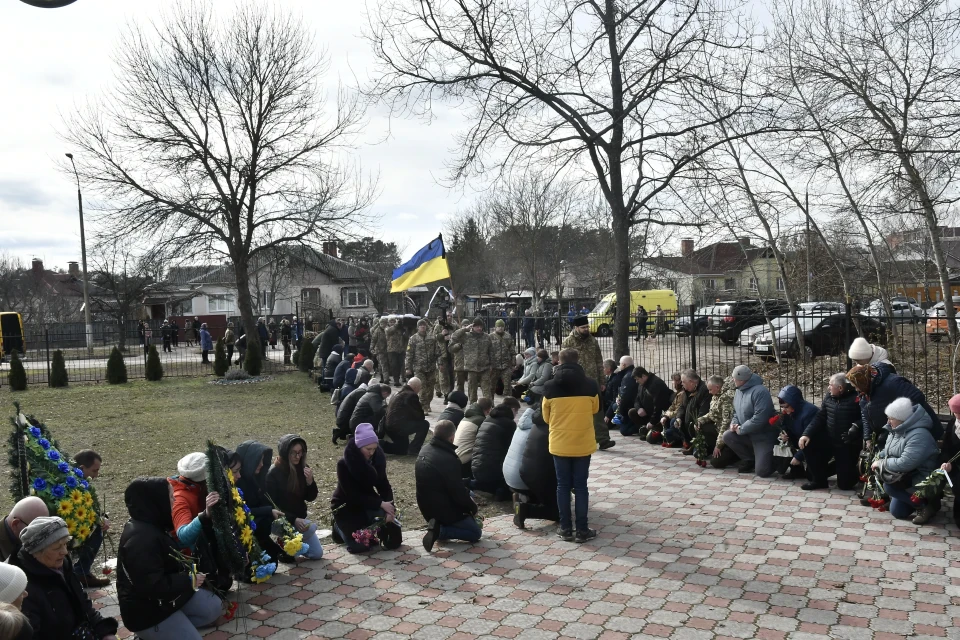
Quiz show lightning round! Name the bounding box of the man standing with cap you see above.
[0,497,48,562]
[488,319,515,399]
[721,365,777,476]
[563,316,615,450]
[406,319,440,414]
[453,318,494,403]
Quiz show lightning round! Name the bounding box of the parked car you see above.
[754,313,886,360]
[675,305,716,337]
[925,298,960,341]
[796,301,847,316]
[707,299,792,345]
[738,313,792,350]
[862,299,923,324]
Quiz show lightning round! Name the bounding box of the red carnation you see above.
[859,475,868,482]
[910,495,922,505]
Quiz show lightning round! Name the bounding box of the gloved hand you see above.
[841,423,860,444]
[612,414,623,426]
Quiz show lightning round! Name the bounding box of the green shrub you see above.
[8,351,26,391]
[244,339,263,376]
[213,338,229,377]
[145,344,164,381]
[292,349,301,367]
[106,347,127,384]
[49,350,68,388]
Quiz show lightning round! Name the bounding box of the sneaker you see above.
[781,466,803,480]
[331,526,344,544]
[574,528,598,543]
[737,460,755,474]
[681,447,694,456]
[598,440,616,450]
[557,528,574,542]
[422,518,441,552]
[637,426,649,439]
[913,499,941,525]
[78,574,111,589]
[801,481,828,491]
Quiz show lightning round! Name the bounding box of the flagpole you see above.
[436,233,461,324]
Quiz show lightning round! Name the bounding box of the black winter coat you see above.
[613,366,639,420]
[236,440,275,524]
[519,408,559,515]
[803,386,862,445]
[331,438,395,539]
[603,370,624,416]
[635,373,673,423]
[471,405,517,485]
[12,549,118,640]
[415,437,477,525]
[350,384,389,431]
[337,386,368,433]
[677,381,712,433]
[333,359,352,391]
[318,321,341,358]
[436,405,465,426]
[386,386,424,427]
[266,434,319,522]
[117,477,195,632]
[323,352,343,380]
[861,367,941,440]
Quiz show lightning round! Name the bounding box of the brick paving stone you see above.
[90,435,960,639]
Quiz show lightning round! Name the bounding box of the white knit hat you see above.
[0,564,27,604]
[885,397,914,422]
[177,452,208,482]
[848,337,873,361]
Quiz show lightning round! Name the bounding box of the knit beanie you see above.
[884,397,914,422]
[472,317,485,328]
[447,390,468,409]
[949,394,960,414]
[177,452,208,482]
[848,337,873,361]
[0,564,27,604]
[495,319,505,328]
[354,423,379,449]
[524,347,536,357]
[732,365,752,382]
[20,516,70,555]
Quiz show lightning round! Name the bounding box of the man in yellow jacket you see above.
[542,348,599,543]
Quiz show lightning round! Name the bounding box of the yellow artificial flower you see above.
[234,507,246,524]
[74,506,87,521]
[57,500,74,516]
[240,526,253,548]
[83,493,93,508]
[77,524,91,540]
[232,489,242,503]
[227,469,236,485]
[69,489,84,504]
[65,518,79,536]
[283,534,304,557]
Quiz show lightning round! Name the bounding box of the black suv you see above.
[707,299,791,344]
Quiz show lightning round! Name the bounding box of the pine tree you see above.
[145,344,164,381]
[244,340,263,377]
[49,350,68,388]
[213,338,228,377]
[7,351,26,391]
[106,347,127,384]
[297,338,316,373]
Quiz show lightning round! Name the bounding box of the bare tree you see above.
[63,2,375,361]
[367,0,758,357]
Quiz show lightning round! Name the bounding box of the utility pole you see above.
[66,153,94,355]
[805,191,813,303]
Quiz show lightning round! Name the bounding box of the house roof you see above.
[165,265,234,286]
[647,241,770,276]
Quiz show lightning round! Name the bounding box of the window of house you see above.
[748,277,759,291]
[724,278,735,290]
[705,279,717,290]
[259,290,275,309]
[341,288,368,308]
[207,294,235,312]
[776,277,785,292]
[172,298,192,315]
[302,288,322,306]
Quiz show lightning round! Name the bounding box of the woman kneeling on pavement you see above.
[266,435,325,560]
[936,394,960,527]
[236,441,289,562]
[871,397,940,524]
[330,423,402,553]
[118,478,222,640]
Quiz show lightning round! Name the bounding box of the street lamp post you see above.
[65,153,94,355]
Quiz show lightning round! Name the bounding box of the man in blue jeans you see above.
[542,348,600,543]
[73,449,111,588]
[416,420,482,552]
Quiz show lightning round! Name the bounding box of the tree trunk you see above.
[117,316,127,352]
[233,257,260,354]
[612,208,631,359]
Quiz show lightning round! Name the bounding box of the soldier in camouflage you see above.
[698,375,739,468]
[450,318,471,393]
[385,318,406,387]
[434,316,458,398]
[487,318,515,399]
[563,316,615,450]
[452,317,494,403]
[406,319,440,414]
[370,317,389,381]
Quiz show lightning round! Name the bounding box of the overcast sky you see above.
[0,0,479,271]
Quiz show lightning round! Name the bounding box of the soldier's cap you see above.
[417,319,428,327]
[495,319,505,328]
[472,317,485,327]
[573,315,589,327]
[461,319,472,327]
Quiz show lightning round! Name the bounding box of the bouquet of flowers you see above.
[691,431,708,467]
[910,450,960,505]
[863,449,889,511]
[7,404,101,546]
[352,505,403,547]
[267,501,311,558]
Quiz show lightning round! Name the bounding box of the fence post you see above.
[844,299,853,372]
[689,304,697,371]
[45,329,51,387]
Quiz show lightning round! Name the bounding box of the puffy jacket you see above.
[415,437,477,525]
[542,363,600,457]
[168,475,204,547]
[731,373,776,436]
[636,373,673,423]
[529,360,554,396]
[341,368,371,401]
[317,321,341,358]
[200,328,213,351]
[471,405,517,485]
[517,353,539,385]
[877,403,940,490]
[611,366,638,420]
[452,328,493,371]
[266,434,319,522]
[561,330,604,388]
[436,404,465,425]
[454,403,488,465]
[603,370,624,417]
[676,380,712,434]
[772,385,820,461]
[323,351,343,380]
[503,408,534,490]
[337,384,368,433]
[489,330,515,369]
[386,385,424,427]
[331,438,395,539]
[350,384,389,431]
[118,477,194,633]
[519,407,558,513]
[803,384,862,446]
[333,359,352,391]
[405,330,439,373]
[860,367,941,440]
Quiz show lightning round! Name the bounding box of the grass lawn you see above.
[2,373,510,555]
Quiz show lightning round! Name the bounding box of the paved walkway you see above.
[93,436,960,640]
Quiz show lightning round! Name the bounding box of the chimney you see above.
[680,238,694,258]
[322,240,338,258]
[68,261,80,277]
[738,236,751,248]
[31,258,43,275]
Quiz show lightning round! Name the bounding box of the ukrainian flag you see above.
[390,235,451,293]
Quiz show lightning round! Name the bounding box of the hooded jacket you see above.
[236,440,275,522]
[415,437,478,525]
[503,408,535,490]
[331,438,395,538]
[118,477,196,632]
[517,352,539,385]
[611,365,639,420]
[773,385,820,461]
[333,358,352,391]
[454,403,488,465]
[519,407,559,516]
[529,360,554,396]
[322,351,343,380]
[860,366,941,440]
[472,405,518,486]
[542,363,600,457]
[337,384,368,433]
[266,435,319,522]
[350,383,389,431]
[877,403,939,490]
[731,373,776,437]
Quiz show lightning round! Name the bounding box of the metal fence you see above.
[498,310,959,414]
[0,324,300,387]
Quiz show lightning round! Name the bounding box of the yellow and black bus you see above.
[0,312,25,361]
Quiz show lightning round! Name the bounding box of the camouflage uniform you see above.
[406,322,439,413]
[697,376,736,450]
[385,322,405,386]
[562,328,610,445]
[450,319,471,393]
[370,319,388,379]
[434,319,457,396]
[487,326,516,399]
[452,321,494,403]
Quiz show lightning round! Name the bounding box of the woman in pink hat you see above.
[938,394,960,527]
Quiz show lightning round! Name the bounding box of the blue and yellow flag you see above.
[391,235,451,293]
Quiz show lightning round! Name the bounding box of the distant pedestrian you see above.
[143,325,153,356]
[635,305,647,341]
[224,322,236,366]
[192,316,201,345]
[161,320,173,353]
[170,317,179,347]
[199,323,212,364]
[257,318,269,357]
[280,319,292,365]
[652,305,666,338]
